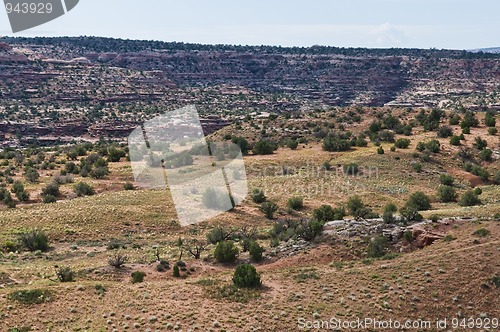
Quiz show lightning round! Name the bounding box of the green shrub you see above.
[347,195,364,215]
[123,182,135,190]
[108,253,128,268]
[313,205,345,222]
[473,137,488,150]
[253,140,275,155]
[173,265,180,277]
[382,211,396,224]
[488,127,498,135]
[90,166,109,179]
[12,181,29,201]
[8,289,52,305]
[232,264,261,288]
[437,186,457,203]
[474,187,483,195]
[473,228,490,237]
[323,134,351,152]
[287,197,303,210]
[413,163,422,173]
[249,242,264,262]
[406,192,431,211]
[449,135,461,146]
[367,236,388,258]
[42,182,59,197]
[250,188,266,203]
[18,229,49,252]
[214,241,239,263]
[491,275,500,288]
[403,231,414,243]
[394,138,411,149]
[296,219,324,241]
[260,202,278,219]
[480,149,493,161]
[383,203,398,213]
[287,140,299,150]
[74,182,95,197]
[55,266,74,282]
[439,174,455,186]
[42,194,57,204]
[400,206,423,222]
[131,271,146,283]
[485,113,496,127]
[458,190,481,206]
[343,163,359,175]
[206,227,233,244]
[437,126,453,138]
[377,146,385,154]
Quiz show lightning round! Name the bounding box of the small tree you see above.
[108,253,128,268]
[253,140,275,155]
[173,265,180,277]
[214,241,239,263]
[287,197,303,210]
[206,227,235,244]
[232,264,261,288]
[74,182,95,197]
[367,236,388,258]
[260,202,278,219]
[437,186,457,203]
[249,241,264,262]
[406,192,431,211]
[458,190,481,207]
[18,229,49,252]
[185,239,207,259]
[250,188,266,203]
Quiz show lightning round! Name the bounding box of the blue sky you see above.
[0,0,498,49]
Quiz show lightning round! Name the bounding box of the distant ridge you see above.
[470,47,500,54]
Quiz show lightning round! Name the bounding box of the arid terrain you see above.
[0,38,499,332]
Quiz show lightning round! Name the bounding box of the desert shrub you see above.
[491,275,500,288]
[413,163,422,173]
[382,211,396,224]
[24,167,39,183]
[323,133,351,152]
[473,228,490,237]
[473,137,488,150]
[377,146,385,154]
[425,140,441,153]
[494,171,500,185]
[107,147,126,162]
[42,194,57,204]
[206,227,234,244]
[42,182,59,197]
[287,140,299,150]
[406,192,431,211]
[250,188,266,203]
[0,188,15,208]
[437,126,453,138]
[232,264,261,288]
[462,127,470,134]
[347,195,364,216]
[480,149,493,161]
[416,142,425,152]
[90,166,109,179]
[343,163,359,175]
[437,186,457,203]
[123,182,135,190]
[449,135,461,146]
[12,181,29,201]
[253,140,275,155]
[173,265,180,277]
[249,242,264,262]
[400,206,423,222]
[214,241,239,263]
[131,271,146,283]
[18,229,49,252]
[403,231,414,243]
[487,127,498,136]
[296,219,324,241]
[94,284,106,296]
[485,113,496,127]
[287,197,303,210]
[74,182,95,197]
[449,114,461,125]
[260,202,278,219]
[203,187,230,210]
[232,137,250,155]
[367,236,388,258]
[458,190,481,206]
[470,165,490,181]
[8,289,52,305]
[390,146,396,152]
[383,203,398,213]
[108,253,128,268]
[439,174,455,186]
[156,260,170,272]
[461,111,479,128]
[395,138,411,149]
[313,205,345,222]
[55,266,74,282]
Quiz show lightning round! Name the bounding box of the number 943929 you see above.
[5,2,53,14]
